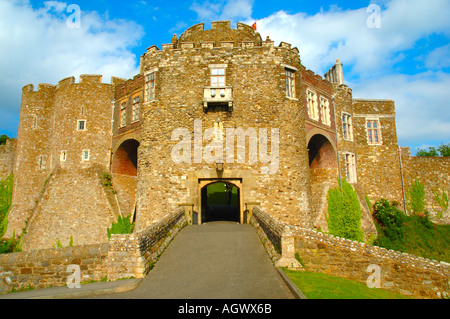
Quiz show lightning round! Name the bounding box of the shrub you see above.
[326,179,364,242]
[0,174,13,240]
[433,188,448,219]
[372,199,407,240]
[407,179,425,215]
[107,214,134,240]
[0,231,22,254]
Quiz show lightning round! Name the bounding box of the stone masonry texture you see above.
[2,22,448,297]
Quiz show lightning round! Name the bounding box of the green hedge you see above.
[326,179,364,242]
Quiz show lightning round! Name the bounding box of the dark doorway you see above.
[201,182,240,222]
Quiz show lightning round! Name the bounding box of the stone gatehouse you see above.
[5,21,449,250]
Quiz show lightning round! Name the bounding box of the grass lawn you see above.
[283,269,411,299]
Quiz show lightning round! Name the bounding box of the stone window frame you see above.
[144,69,157,102]
[211,68,226,87]
[320,96,331,126]
[119,101,127,128]
[77,119,86,131]
[344,152,357,183]
[342,112,353,141]
[82,149,90,162]
[131,95,140,123]
[285,69,295,99]
[306,89,319,121]
[209,64,228,88]
[366,118,383,145]
[60,150,67,162]
[282,64,298,100]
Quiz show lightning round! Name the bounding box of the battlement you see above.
[176,21,262,48]
[301,65,333,93]
[143,37,296,58]
[141,22,303,62]
[22,75,116,95]
[80,74,103,83]
[115,74,144,99]
[22,83,56,93]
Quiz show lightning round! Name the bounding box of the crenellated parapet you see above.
[115,74,144,100]
[140,21,299,68]
[301,65,333,94]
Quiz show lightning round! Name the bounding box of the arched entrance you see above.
[200,181,241,223]
[307,134,339,228]
[111,139,140,221]
[111,139,140,176]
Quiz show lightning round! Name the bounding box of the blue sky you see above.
[1,0,449,154]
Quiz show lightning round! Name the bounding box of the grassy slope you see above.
[374,215,450,263]
[283,269,410,299]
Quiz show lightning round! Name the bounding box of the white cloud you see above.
[0,0,144,136]
[190,0,254,23]
[251,0,450,149]
[252,0,450,76]
[350,72,450,147]
[425,44,450,69]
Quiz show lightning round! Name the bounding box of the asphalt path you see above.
[95,221,294,299]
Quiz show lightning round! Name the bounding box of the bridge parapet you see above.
[250,206,303,270]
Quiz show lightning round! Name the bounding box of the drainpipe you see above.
[398,145,407,214]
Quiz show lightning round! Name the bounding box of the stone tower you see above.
[9,21,446,250]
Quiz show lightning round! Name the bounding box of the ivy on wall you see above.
[326,179,364,242]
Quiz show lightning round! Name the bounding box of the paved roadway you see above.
[95,221,294,299]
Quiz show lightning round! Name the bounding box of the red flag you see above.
[252,22,257,31]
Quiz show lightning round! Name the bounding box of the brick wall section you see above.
[0,243,109,294]
[0,139,16,178]
[252,206,450,299]
[352,99,404,207]
[400,148,450,222]
[7,76,116,247]
[7,84,55,238]
[107,207,187,280]
[23,166,116,251]
[137,22,312,230]
[294,226,449,299]
[0,208,187,294]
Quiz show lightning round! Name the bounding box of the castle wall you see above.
[51,75,113,172]
[0,139,16,179]
[400,147,450,222]
[352,99,404,208]
[7,83,56,238]
[252,206,449,299]
[333,86,377,236]
[6,76,116,249]
[136,25,312,230]
[301,67,340,231]
[23,166,116,250]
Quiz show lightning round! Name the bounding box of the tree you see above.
[0,135,10,145]
[416,143,450,157]
[437,143,450,157]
